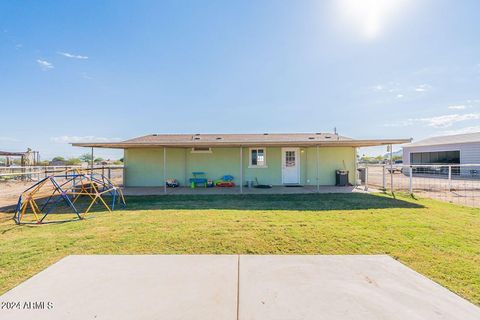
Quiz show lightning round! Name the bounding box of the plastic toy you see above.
[214,175,236,187]
[189,172,208,188]
[166,178,180,188]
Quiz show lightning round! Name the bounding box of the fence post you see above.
[389,144,394,194]
[108,168,111,180]
[365,165,369,191]
[382,165,386,191]
[409,166,413,195]
[448,165,452,191]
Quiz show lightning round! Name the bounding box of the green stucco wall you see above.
[124,146,356,187]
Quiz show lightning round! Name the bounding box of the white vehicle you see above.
[387,160,403,173]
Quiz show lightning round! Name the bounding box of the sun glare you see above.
[334,0,412,40]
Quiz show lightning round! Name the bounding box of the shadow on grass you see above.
[120,193,422,211]
[0,193,423,221]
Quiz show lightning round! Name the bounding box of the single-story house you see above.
[73,133,410,190]
[402,132,480,176]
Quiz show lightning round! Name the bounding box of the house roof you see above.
[403,132,480,148]
[71,133,411,148]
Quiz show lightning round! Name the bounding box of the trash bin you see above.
[335,170,349,186]
[357,168,366,183]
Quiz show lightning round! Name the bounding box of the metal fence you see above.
[0,165,124,185]
[359,164,480,207]
[0,165,124,209]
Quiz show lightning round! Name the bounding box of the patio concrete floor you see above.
[123,185,366,195]
[1,255,479,320]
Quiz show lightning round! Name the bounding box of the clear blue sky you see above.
[1,0,479,159]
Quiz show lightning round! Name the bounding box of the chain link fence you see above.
[0,166,124,209]
[0,165,124,184]
[358,164,480,207]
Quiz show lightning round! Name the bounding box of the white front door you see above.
[282,148,300,184]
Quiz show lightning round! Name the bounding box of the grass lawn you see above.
[0,193,479,305]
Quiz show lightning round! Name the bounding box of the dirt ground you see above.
[1,167,478,211]
[0,181,35,209]
[0,170,123,212]
[364,166,480,208]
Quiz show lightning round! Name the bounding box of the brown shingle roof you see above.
[124,133,351,144]
[72,133,411,148]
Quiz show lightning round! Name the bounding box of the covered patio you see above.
[122,185,368,196]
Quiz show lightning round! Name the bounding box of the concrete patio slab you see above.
[1,255,479,320]
[123,185,365,196]
[238,255,480,320]
[0,255,238,320]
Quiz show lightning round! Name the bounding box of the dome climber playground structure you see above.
[13,168,126,224]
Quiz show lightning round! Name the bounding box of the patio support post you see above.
[354,147,358,187]
[382,164,386,191]
[365,165,369,192]
[90,147,94,178]
[316,146,319,192]
[163,147,167,194]
[122,150,126,187]
[389,144,394,194]
[409,166,413,195]
[184,148,188,187]
[240,147,243,194]
[448,165,452,191]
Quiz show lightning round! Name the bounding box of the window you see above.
[410,150,460,164]
[191,147,212,153]
[249,148,267,167]
[285,151,296,167]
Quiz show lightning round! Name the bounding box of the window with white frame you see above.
[249,148,267,167]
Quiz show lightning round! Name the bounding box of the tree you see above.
[52,156,66,162]
[392,155,402,161]
[79,153,93,162]
[94,157,104,163]
[66,158,82,165]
